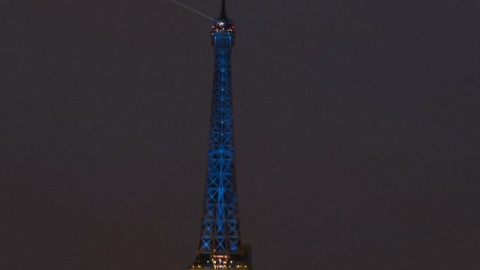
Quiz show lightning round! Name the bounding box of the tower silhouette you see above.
[188,1,250,269]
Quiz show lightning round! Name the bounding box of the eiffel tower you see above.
[187,1,251,269]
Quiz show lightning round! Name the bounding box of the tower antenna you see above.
[220,0,227,19]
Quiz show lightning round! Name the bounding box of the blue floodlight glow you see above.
[197,11,241,256]
[188,2,250,270]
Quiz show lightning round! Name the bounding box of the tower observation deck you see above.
[187,1,250,269]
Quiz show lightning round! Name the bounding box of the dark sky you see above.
[1,0,479,269]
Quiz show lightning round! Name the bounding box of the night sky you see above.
[2,0,479,269]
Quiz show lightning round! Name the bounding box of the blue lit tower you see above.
[188,1,249,269]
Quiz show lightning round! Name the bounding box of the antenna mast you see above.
[220,0,227,19]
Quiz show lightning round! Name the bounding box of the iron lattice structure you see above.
[188,1,249,269]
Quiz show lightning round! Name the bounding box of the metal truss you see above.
[187,3,250,270]
[199,20,241,255]
[189,3,249,270]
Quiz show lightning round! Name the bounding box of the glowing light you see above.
[188,3,247,270]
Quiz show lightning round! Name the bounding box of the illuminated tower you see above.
[188,1,250,269]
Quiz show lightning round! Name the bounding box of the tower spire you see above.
[220,0,227,19]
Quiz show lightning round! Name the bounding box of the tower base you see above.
[188,254,249,270]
